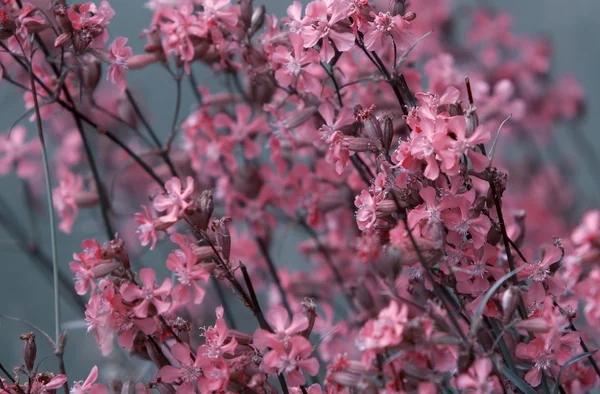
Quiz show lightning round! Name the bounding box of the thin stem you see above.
[240,263,271,331]
[28,55,60,346]
[210,276,237,330]
[165,73,183,154]
[0,361,26,394]
[255,236,293,316]
[189,67,204,105]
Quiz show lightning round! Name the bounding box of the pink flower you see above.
[70,366,108,394]
[120,268,172,318]
[363,12,413,53]
[272,33,321,92]
[153,176,195,223]
[517,245,566,303]
[53,170,99,234]
[0,126,41,179]
[260,335,319,386]
[354,189,380,231]
[200,306,238,358]
[214,104,269,159]
[357,300,408,350]
[455,358,502,394]
[516,337,557,387]
[167,233,211,306]
[134,205,158,250]
[107,37,132,91]
[441,190,491,249]
[253,306,309,350]
[302,0,355,62]
[160,343,203,394]
[408,186,443,229]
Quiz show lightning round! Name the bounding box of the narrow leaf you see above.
[470,264,527,336]
[396,30,433,69]
[499,364,538,394]
[552,351,598,394]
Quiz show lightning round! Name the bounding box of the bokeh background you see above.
[0,0,599,385]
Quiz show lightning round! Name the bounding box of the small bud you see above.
[343,137,379,152]
[102,235,130,269]
[283,106,318,129]
[239,0,253,29]
[185,190,213,231]
[210,217,232,261]
[465,105,479,138]
[169,317,191,344]
[516,318,549,333]
[127,53,162,70]
[403,11,416,21]
[248,5,266,37]
[91,261,120,278]
[382,115,394,153]
[501,286,521,324]
[20,332,36,371]
[376,199,398,216]
[145,337,170,368]
[390,0,406,16]
[301,298,317,338]
[156,382,176,394]
[0,10,17,40]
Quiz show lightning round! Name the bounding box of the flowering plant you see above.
[0,0,598,393]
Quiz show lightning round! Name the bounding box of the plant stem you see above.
[28,56,60,346]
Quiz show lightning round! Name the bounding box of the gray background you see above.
[0,0,599,386]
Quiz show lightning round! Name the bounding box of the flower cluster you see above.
[0,0,599,393]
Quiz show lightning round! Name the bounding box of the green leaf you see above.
[552,351,598,394]
[498,363,538,394]
[470,264,527,337]
[396,30,433,68]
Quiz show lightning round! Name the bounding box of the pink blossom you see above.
[253,306,309,350]
[107,37,132,91]
[272,34,321,92]
[153,176,195,223]
[134,205,158,250]
[120,268,172,318]
[302,0,355,62]
[200,306,238,358]
[70,366,108,394]
[517,245,566,303]
[0,126,41,179]
[455,358,502,394]
[260,335,319,386]
[160,343,203,394]
[167,233,211,306]
[363,12,413,53]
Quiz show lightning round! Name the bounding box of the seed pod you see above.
[343,137,379,152]
[186,190,213,231]
[239,0,253,30]
[283,106,318,129]
[301,298,316,338]
[382,115,394,153]
[145,337,170,368]
[20,332,37,371]
[211,217,232,261]
[391,0,406,16]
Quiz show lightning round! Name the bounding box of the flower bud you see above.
[301,298,316,338]
[465,105,479,138]
[227,329,253,346]
[210,217,232,261]
[156,383,176,394]
[73,29,94,54]
[249,5,266,38]
[501,286,521,324]
[283,106,318,129]
[403,11,416,21]
[376,199,398,216]
[391,0,406,16]
[20,332,36,371]
[248,75,276,105]
[516,318,549,333]
[102,235,130,269]
[185,190,213,231]
[382,115,394,153]
[169,317,191,345]
[343,137,379,152]
[127,53,162,70]
[92,261,120,278]
[239,0,253,30]
[0,10,17,40]
[145,337,170,368]
[191,245,218,261]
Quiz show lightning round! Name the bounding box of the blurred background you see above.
[0,0,599,384]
